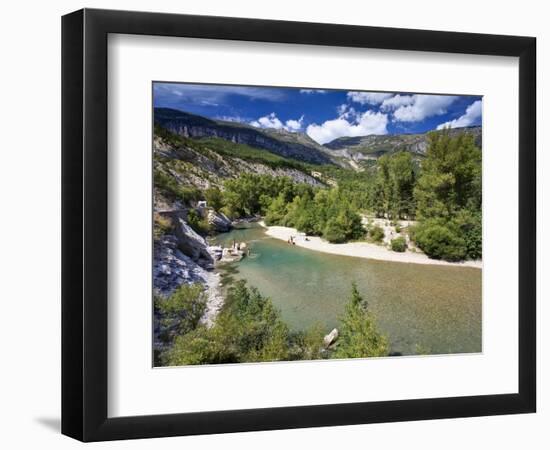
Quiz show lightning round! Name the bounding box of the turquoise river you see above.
[213,224,481,356]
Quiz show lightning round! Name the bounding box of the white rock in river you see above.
[323,328,339,347]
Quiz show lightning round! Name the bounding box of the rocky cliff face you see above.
[153,135,325,194]
[324,126,482,159]
[154,210,218,296]
[154,107,333,165]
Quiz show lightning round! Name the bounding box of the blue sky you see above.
[153,82,482,145]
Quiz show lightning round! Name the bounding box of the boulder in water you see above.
[323,328,339,347]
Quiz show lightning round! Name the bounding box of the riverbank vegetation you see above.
[156,281,388,366]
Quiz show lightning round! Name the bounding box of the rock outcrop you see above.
[153,235,211,296]
[207,209,232,233]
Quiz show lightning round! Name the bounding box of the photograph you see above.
[152,82,483,367]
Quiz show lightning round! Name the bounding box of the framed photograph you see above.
[62,8,536,441]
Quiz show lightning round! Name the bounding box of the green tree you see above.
[372,152,416,219]
[155,284,206,343]
[412,130,482,261]
[389,152,416,219]
[204,187,224,211]
[264,193,288,225]
[323,217,348,243]
[332,284,388,359]
[414,131,481,220]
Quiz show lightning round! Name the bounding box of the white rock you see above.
[323,328,339,347]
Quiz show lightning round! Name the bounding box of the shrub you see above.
[164,281,291,366]
[390,236,407,252]
[187,209,210,236]
[453,210,482,259]
[155,283,206,343]
[204,187,225,211]
[413,220,467,261]
[153,213,173,240]
[289,324,326,361]
[369,225,385,243]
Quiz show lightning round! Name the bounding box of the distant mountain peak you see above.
[323,126,481,159]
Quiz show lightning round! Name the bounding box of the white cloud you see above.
[380,94,415,111]
[300,89,327,94]
[250,113,304,132]
[391,95,457,122]
[436,100,482,130]
[336,104,357,120]
[306,111,388,145]
[347,91,394,105]
[284,115,305,131]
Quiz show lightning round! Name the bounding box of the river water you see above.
[213,224,481,356]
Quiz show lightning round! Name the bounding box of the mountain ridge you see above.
[323,126,482,161]
[154,108,482,167]
[154,107,333,165]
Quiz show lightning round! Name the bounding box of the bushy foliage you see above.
[186,209,210,236]
[204,187,225,211]
[413,219,467,261]
[390,236,407,252]
[155,284,206,344]
[222,174,310,218]
[411,130,482,261]
[225,174,364,243]
[412,210,481,261]
[159,281,392,365]
[453,209,482,260]
[322,209,364,243]
[414,131,481,220]
[332,284,389,359]
[288,324,326,361]
[369,224,385,243]
[164,281,291,365]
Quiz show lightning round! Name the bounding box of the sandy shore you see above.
[260,222,482,269]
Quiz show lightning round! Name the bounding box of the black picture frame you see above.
[62,8,536,442]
